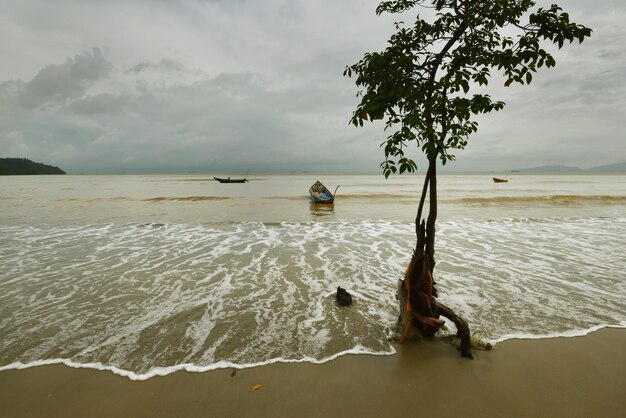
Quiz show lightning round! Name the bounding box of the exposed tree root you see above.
[395,221,473,359]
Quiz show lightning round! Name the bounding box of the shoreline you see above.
[1,324,623,381]
[1,328,625,418]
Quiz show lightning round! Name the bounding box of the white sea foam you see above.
[0,344,396,381]
[0,218,626,378]
[1,325,624,380]
[1,214,625,378]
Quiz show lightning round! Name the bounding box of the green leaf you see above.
[345,0,591,177]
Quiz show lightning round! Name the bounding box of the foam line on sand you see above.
[0,328,624,418]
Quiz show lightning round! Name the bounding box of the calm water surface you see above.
[1,173,625,379]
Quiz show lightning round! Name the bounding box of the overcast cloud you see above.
[1,0,624,173]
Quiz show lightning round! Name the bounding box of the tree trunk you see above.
[395,157,473,359]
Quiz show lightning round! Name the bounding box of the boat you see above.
[493,177,508,183]
[214,177,248,183]
[214,171,249,183]
[309,180,339,203]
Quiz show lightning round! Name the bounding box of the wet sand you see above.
[1,328,624,418]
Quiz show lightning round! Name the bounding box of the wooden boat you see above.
[493,177,508,183]
[214,176,248,183]
[309,180,339,204]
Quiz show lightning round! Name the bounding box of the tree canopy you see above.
[344,1,592,358]
[344,0,592,178]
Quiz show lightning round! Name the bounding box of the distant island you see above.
[588,162,626,172]
[0,158,66,175]
[512,162,626,173]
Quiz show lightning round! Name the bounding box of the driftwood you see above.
[336,286,352,307]
[395,220,473,359]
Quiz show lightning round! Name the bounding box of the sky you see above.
[1,0,624,174]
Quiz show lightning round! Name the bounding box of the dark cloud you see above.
[0,1,624,172]
[127,59,186,74]
[1,48,379,173]
[19,49,110,107]
[69,94,129,115]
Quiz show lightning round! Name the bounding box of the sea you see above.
[1,173,625,380]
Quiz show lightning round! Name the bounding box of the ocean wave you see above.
[10,192,626,209]
[260,193,413,201]
[1,217,625,377]
[2,324,625,380]
[144,196,231,202]
[47,196,233,203]
[332,193,414,200]
[0,344,396,380]
[453,194,626,204]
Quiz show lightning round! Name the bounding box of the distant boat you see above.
[214,171,249,183]
[493,177,508,183]
[309,180,339,203]
[214,177,248,183]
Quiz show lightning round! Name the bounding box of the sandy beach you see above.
[1,328,624,418]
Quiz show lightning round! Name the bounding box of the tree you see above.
[344,0,591,358]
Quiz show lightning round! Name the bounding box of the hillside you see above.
[588,162,626,172]
[513,165,584,173]
[513,162,626,173]
[0,158,66,175]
